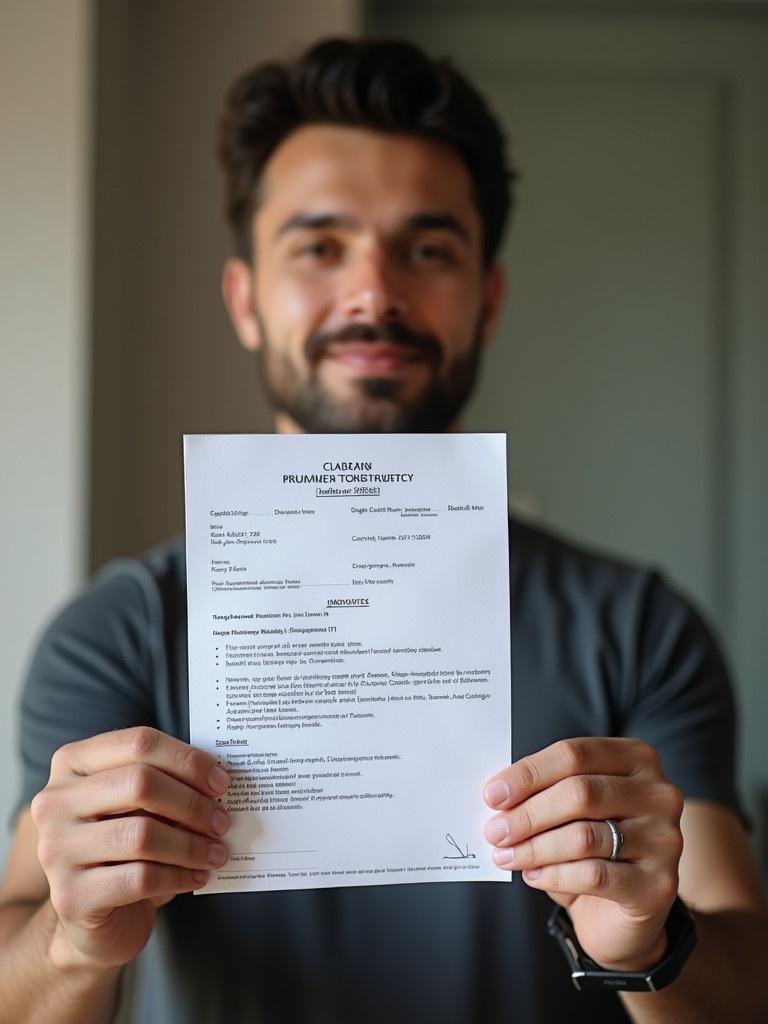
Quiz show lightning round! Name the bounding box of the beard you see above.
[255,314,485,434]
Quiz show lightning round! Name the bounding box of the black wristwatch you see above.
[547,897,697,992]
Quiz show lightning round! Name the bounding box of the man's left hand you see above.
[483,737,685,970]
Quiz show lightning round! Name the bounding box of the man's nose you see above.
[340,252,407,321]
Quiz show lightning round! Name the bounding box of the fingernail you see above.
[493,846,516,867]
[212,809,230,836]
[523,868,542,882]
[193,870,209,884]
[208,766,230,794]
[207,842,227,867]
[484,816,509,844]
[484,780,510,808]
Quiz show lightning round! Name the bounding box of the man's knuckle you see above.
[521,836,537,864]
[30,787,53,824]
[126,726,161,761]
[668,828,685,860]
[654,818,683,852]
[642,742,661,771]
[574,821,596,858]
[185,786,204,822]
[125,859,155,896]
[630,739,654,765]
[516,757,540,792]
[665,784,685,819]
[650,781,683,819]
[587,860,609,891]
[652,872,678,906]
[127,764,155,803]
[515,802,535,836]
[566,775,593,811]
[174,745,201,782]
[126,816,155,856]
[49,745,70,776]
[558,738,588,775]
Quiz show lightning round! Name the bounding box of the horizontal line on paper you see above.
[216,867,320,874]
[229,850,318,856]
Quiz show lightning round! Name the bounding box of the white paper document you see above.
[184,433,512,893]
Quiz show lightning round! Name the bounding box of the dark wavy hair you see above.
[218,37,516,266]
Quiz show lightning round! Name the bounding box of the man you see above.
[0,37,766,1023]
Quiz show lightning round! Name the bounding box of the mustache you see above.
[305,322,442,365]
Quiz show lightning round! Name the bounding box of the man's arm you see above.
[0,727,231,1024]
[620,800,768,1023]
[483,739,768,1024]
[0,809,120,1024]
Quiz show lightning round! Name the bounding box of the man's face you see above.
[224,124,502,433]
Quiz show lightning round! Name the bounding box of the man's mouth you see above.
[305,322,442,377]
[323,341,426,376]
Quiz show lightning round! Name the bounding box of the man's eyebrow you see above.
[274,211,472,244]
[275,212,358,237]
[403,213,471,244]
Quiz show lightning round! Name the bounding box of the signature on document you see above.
[443,833,476,860]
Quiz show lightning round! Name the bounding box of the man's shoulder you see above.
[40,536,187,648]
[130,534,187,594]
[94,535,186,600]
[509,514,658,600]
[509,515,720,688]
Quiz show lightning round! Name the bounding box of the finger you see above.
[62,817,228,871]
[58,863,211,918]
[492,819,631,870]
[484,737,660,810]
[520,858,642,902]
[50,727,230,798]
[485,775,644,846]
[58,764,230,838]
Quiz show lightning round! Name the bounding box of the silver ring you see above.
[605,819,624,862]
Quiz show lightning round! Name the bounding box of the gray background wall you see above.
[0,0,92,863]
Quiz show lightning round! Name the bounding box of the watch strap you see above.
[547,897,697,992]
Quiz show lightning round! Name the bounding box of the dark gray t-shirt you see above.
[14,520,742,1023]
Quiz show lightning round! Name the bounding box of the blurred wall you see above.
[91,0,360,569]
[0,0,92,863]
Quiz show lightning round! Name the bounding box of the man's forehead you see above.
[255,124,479,235]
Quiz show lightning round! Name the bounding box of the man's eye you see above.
[411,242,455,265]
[296,239,340,262]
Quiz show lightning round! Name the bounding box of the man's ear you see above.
[221,258,262,352]
[479,263,505,348]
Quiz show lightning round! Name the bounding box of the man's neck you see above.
[272,412,464,434]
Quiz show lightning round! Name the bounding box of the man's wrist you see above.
[47,914,120,981]
[591,925,670,973]
[548,898,697,993]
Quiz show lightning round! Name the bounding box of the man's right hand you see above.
[29,726,230,970]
